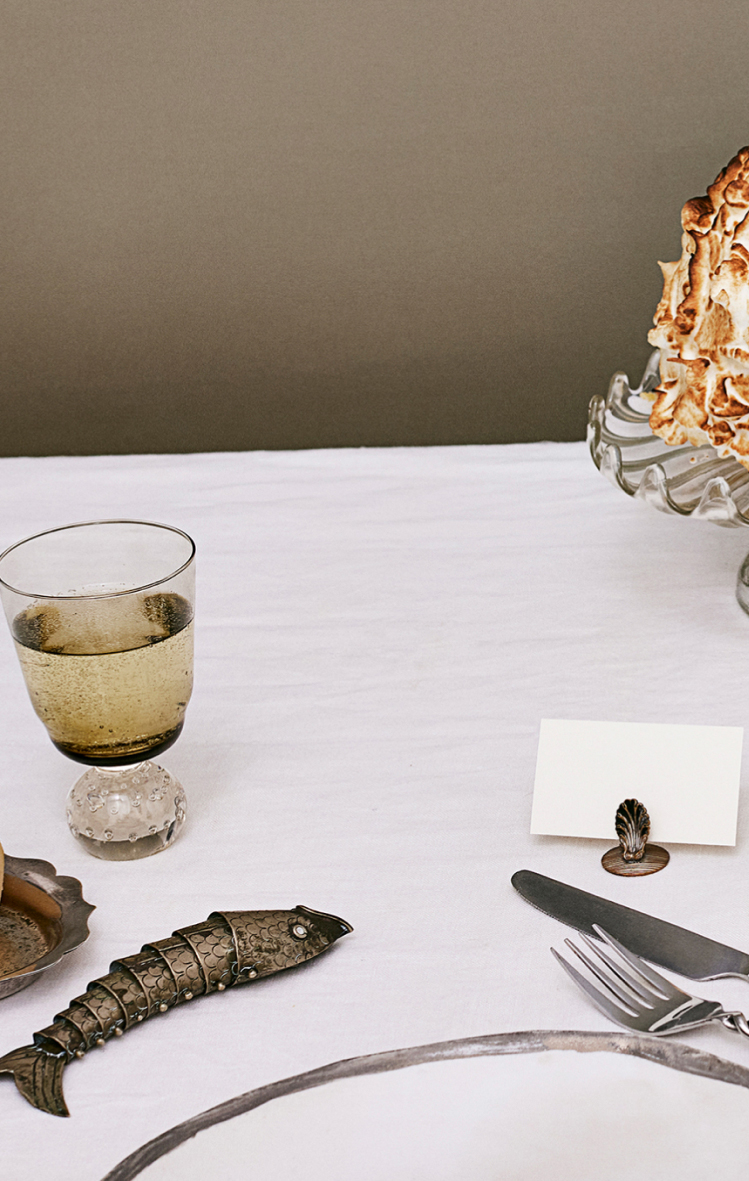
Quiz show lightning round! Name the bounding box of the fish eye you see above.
[291,923,309,940]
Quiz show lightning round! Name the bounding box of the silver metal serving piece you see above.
[0,855,94,1000]
[553,926,749,1039]
[0,903,352,1117]
[511,869,749,983]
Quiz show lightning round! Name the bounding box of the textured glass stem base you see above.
[65,762,187,860]
[737,553,749,618]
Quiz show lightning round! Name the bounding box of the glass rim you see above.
[0,518,196,600]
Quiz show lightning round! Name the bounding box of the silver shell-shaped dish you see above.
[0,855,95,1000]
[587,349,749,527]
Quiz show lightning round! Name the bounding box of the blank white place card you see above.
[530,719,744,846]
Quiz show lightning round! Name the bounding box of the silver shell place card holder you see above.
[601,799,669,876]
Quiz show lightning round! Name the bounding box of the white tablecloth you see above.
[2,442,749,1179]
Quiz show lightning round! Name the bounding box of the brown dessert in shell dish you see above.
[0,854,94,999]
[647,146,749,471]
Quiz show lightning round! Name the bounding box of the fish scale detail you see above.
[0,904,352,1116]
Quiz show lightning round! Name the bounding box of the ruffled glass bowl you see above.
[588,349,749,613]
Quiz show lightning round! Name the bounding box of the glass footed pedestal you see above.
[66,762,187,861]
[588,349,749,615]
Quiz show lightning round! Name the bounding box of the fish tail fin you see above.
[0,1044,69,1117]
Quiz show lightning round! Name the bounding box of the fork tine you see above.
[551,947,640,1029]
[564,938,646,1011]
[577,933,663,1003]
[592,926,683,997]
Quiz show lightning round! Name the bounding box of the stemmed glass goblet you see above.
[0,520,195,861]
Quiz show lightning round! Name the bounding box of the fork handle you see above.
[721,1012,749,1038]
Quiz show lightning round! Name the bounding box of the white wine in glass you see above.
[0,520,196,860]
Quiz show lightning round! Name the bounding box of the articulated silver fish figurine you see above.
[0,904,352,1117]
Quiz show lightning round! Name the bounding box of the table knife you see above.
[511,869,749,983]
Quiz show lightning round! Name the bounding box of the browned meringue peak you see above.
[647,146,749,470]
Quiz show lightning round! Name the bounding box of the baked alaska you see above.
[647,146,749,470]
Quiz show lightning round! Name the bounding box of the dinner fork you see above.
[552,925,749,1039]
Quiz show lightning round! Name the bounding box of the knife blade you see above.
[511,869,749,982]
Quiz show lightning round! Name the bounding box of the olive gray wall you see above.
[2,1,749,455]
